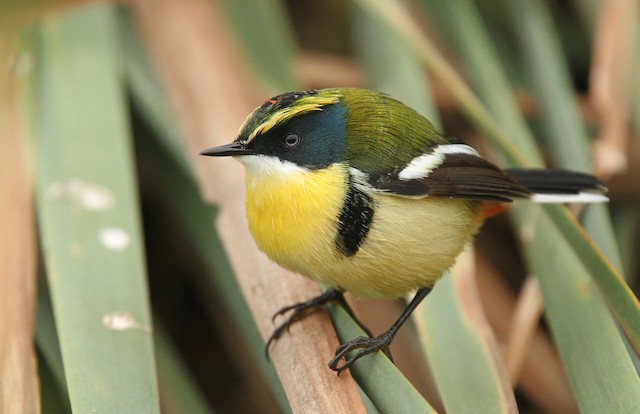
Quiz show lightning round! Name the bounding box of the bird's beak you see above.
[199,142,256,157]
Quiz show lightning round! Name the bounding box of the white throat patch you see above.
[236,155,310,179]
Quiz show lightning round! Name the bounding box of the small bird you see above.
[201,88,607,373]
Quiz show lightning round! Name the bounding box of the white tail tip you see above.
[531,192,609,204]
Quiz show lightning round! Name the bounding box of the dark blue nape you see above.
[249,103,347,169]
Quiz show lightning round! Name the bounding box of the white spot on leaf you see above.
[99,227,130,251]
[79,185,115,210]
[102,312,150,332]
[46,178,115,211]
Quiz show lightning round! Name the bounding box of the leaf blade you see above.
[35,4,159,412]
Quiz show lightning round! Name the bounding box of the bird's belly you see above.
[325,196,481,297]
[246,163,482,298]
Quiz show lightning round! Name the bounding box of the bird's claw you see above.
[271,302,304,323]
[265,289,346,359]
[265,303,316,359]
[328,331,394,374]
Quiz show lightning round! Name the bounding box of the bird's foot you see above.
[265,288,345,359]
[327,288,431,374]
[328,330,395,375]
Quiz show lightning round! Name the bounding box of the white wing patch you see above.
[398,153,444,180]
[398,144,479,180]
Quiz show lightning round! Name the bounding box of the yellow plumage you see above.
[243,158,482,298]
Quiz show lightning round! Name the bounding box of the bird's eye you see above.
[283,133,300,148]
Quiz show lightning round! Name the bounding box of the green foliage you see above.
[34,5,159,412]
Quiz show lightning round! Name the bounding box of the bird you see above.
[200,87,607,374]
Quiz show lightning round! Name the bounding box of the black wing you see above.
[369,152,532,203]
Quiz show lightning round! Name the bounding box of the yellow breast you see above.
[241,157,482,298]
[244,161,347,275]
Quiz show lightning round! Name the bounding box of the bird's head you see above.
[200,88,444,175]
[200,89,348,173]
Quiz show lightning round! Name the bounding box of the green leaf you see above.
[353,4,440,126]
[419,0,543,164]
[417,257,516,413]
[34,4,159,412]
[515,204,640,413]
[218,0,296,91]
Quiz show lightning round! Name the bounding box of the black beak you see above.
[200,142,256,157]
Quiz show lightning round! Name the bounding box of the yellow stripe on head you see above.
[239,89,342,144]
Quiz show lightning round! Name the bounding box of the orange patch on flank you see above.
[481,201,510,218]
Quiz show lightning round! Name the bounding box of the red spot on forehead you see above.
[268,99,277,104]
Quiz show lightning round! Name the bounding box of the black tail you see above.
[504,168,608,203]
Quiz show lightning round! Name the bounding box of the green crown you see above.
[238,89,342,144]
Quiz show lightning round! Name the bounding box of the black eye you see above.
[283,132,300,148]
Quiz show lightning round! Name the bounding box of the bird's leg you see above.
[328,288,431,374]
[265,287,373,358]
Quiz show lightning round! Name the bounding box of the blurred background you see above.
[2,0,640,413]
